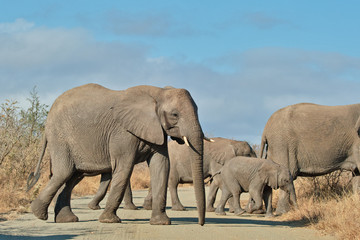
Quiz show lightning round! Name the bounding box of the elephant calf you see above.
[215,156,297,217]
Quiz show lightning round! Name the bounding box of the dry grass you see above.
[278,172,360,240]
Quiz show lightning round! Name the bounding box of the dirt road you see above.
[0,187,336,240]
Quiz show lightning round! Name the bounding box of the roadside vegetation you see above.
[0,89,359,239]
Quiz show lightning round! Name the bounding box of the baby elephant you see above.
[215,156,297,217]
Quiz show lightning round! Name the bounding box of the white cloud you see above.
[1,20,359,144]
[0,18,35,33]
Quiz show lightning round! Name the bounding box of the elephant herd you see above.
[27,84,360,226]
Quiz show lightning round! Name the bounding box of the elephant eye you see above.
[171,111,179,118]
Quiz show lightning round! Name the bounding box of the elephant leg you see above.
[275,189,290,215]
[88,173,111,210]
[248,187,264,213]
[123,182,138,210]
[55,172,84,222]
[31,152,74,221]
[206,182,219,212]
[99,153,135,223]
[169,175,185,211]
[215,187,231,216]
[231,188,245,216]
[263,186,274,217]
[142,186,152,210]
[31,175,70,221]
[148,151,171,225]
[227,196,235,213]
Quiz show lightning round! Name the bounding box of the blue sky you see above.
[1,1,360,144]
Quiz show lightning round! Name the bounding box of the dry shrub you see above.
[279,171,360,239]
[0,91,49,220]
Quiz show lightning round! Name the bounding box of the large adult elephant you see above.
[87,137,256,212]
[27,83,206,225]
[260,103,360,214]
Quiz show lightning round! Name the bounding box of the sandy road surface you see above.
[0,187,336,240]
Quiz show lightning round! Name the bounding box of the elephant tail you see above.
[26,135,48,192]
[259,134,267,159]
[204,171,221,185]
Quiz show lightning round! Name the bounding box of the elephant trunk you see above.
[186,129,205,226]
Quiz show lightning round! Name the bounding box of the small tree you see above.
[20,87,48,145]
[0,100,22,165]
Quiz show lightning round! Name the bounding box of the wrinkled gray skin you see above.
[215,157,297,217]
[28,84,206,225]
[88,137,256,212]
[260,103,360,214]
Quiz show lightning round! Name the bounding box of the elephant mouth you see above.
[171,136,185,144]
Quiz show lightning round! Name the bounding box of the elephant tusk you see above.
[204,136,215,142]
[183,136,190,147]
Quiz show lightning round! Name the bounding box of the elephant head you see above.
[262,160,297,208]
[116,85,206,225]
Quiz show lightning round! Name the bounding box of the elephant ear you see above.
[261,162,279,189]
[114,89,164,145]
[268,170,279,190]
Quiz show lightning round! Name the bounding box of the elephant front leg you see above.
[262,186,274,217]
[248,187,264,214]
[148,151,171,225]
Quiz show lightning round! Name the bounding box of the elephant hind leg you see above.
[123,182,138,210]
[88,173,111,210]
[142,186,152,210]
[206,182,219,212]
[215,187,231,216]
[31,170,74,221]
[54,172,84,223]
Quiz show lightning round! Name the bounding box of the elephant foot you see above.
[171,204,186,211]
[55,208,79,223]
[88,202,101,210]
[228,207,234,213]
[215,208,226,216]
[31,199,48,220]
[99,211,121,223]
[124,203,138,210]
[142,200,152,210]
[206,206,216,212]
[150,213,171,225]
[234,209,245,216]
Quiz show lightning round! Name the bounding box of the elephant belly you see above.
[75,157,112,174]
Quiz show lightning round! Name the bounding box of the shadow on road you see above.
[170,216,309,228]
[0,234,78,240]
